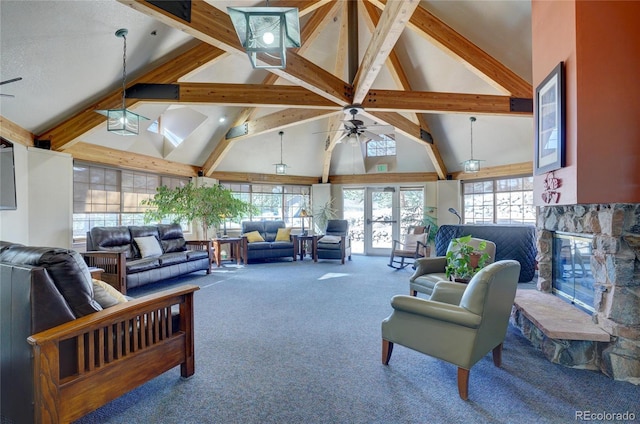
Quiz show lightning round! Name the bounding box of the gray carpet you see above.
[75,256,639,424]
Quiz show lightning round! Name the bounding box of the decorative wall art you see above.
[534,62,565,175]
[541,171,561,204]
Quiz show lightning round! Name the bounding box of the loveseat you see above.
[84,223,212,293]
[0,241,198,424]
[241,220,297,263]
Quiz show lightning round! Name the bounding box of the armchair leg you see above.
[492,343,503,367]
[457,368,470,400]
[410,290,417,296]
[382,339,393,365]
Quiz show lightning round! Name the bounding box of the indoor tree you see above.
[142,181,253,239]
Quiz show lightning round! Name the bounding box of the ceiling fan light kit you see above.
[96,28,148,136]
[462,116,482,173]
[228,3,301,69]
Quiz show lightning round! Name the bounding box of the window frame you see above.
[462,176,535,225]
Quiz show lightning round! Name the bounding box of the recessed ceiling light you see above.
[219,117,226,123]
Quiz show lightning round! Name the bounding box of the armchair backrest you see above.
[325,219,348,236]
[459,260,520,362]
[446,237,496,263]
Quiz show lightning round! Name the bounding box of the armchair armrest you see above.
[390,295,481,328]
[27,284,199,424]
[186,240,213,273]
[410,256,447,282]
[429,281,468,305]
[82,251,127,294]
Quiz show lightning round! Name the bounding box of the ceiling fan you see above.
[0,77,22,98]
[318,105,394,144]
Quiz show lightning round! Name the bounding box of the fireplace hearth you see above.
[536,204,640,384]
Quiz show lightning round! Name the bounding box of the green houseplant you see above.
[444,235,491,282]
[142,181,253,239]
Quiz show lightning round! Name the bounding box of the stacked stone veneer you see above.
[533,204,640,384]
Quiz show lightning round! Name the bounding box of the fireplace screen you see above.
[552,232,595,313]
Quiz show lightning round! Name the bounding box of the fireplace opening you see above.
[552,232,595,313]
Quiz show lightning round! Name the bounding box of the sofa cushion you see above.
[126,258,161,274]
[90,226,134,259]
[134,236,163,258]
[245,231,265,243]
[129,226,161,258]
[247,241,272,251]
[157,223,187,253]
[186,250,209,261]
[319,235,341,244]
[275,227,292,241]
[159,252,188,266]
[270,241,294,250]
[92,279,128,308]
[242,221,265,235]
[263,220,285,242]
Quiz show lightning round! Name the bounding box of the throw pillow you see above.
[244,231,265,243]
[319,235,342,244]
[92,279,128,308]
[275,227,292,241]
[134,235,163,258]
[404,233,427,254]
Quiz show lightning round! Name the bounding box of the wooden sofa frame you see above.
[82,240,212,294]
[27,284,199,423]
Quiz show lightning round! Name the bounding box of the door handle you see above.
[367,218,397,224]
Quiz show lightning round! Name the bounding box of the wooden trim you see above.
[210,171,321,185]
[329,172,438,185]
[0,115,33,146]
[65,142,200,177]
[449,161,533,180]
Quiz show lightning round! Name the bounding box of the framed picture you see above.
[534,62,565,175]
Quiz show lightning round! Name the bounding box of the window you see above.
[73,162,189,240]
[221,183,310,229]
[366,135,396,157]
[462,176,534,224]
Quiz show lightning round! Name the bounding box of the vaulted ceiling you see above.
[0,0,534,184]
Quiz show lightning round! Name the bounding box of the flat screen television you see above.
[0,138,17,210]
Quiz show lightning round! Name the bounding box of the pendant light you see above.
[275,131,288,175]
[96,28,148,135]
[228,1,301,69]
[462,117,482,173]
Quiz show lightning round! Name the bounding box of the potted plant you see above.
[142,181,253,239]
[444,235,491,283]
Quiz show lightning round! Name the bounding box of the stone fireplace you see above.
[536,204,640,384]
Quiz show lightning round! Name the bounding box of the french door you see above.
[365,188,397,255]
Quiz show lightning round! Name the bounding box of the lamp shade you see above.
[228,7,301,69]
[462,159,481,173]
[97,108,146,136]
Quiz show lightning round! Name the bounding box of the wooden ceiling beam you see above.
[119,0,351,106]
[366,0,532,98]
[450,161,533,180]
[0,115,34,147]
[329,172,438,185]
[351,0,419,104]
[226,109,340,143]
[362,1,447,180]
[38,42,226,151]
[363,89,532,116]
[167,83,338,108]
[209,171,320,186]
[66,142,200,177]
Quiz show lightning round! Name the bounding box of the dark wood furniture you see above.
[296,235,317,260]
[213,237,243,266]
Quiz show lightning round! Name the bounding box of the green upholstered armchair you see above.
[409,237,496,298]
[381,260,520,400]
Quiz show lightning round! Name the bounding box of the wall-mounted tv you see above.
[0,138,17,210]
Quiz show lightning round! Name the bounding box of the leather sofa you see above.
[0,241,198,424]
[84,223,212,293]
[241,220,297,263]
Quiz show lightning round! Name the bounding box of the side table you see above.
[296,235,317,261]
[212,237,243,267]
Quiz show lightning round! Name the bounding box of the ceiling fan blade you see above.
[363,125,394,133]
[0,93,15,98]
[363,131,382,141]
[335,132,350,144]
[0,77,22,86]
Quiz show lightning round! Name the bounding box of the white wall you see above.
[0,142,29,243]
[436,180,462,226]
[28,147,73,248]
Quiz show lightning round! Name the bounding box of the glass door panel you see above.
[366,188,395,255]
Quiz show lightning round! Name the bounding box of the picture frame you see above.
[534,62,565,175]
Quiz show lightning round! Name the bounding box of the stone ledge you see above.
[513,290,611,342]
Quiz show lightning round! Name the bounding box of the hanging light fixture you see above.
[228,1,301,69]
[275,130,288,175]
[462,116,482,173]
[96,28,148,135]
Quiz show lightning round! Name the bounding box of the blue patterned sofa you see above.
[434,224,537,282]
